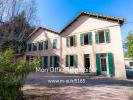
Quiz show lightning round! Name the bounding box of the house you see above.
[25,12,126,78]
[125,58,133,69]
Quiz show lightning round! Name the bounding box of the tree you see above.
[0,0,38,52]
[0,49,40,100]
[126,31,133,58]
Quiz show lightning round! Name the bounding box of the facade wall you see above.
[61,15,126,78]
[25,29,61,68]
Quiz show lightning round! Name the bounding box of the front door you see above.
[84,54,90,73]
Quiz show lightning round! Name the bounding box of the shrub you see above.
[0,49,39,100]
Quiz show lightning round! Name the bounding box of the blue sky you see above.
[36,0,133,41]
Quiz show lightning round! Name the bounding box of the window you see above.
[100,54,107,71]
[27,43,32,51]
[95,29,110,44]
[50,56,60,67]
[80,32,92,45]
[70,36,74,46]
[38,42,43,50]
[44,41,48,50]
[43,56,48,68]
[53,39,57,49]
[70,55,74,67]
[99,30,105,43]
[33,43,37,51]
[84,34,89,45]
[129,62,133,66]
[66,55,78,67]
[66,35,76,47]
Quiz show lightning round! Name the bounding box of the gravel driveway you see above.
[23,72,133,100]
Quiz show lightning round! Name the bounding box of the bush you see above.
[0,49,39,100]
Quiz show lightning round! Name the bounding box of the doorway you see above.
[84,54,90,73]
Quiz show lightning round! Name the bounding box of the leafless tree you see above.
[0,0,38,41]
[0,0,39,52]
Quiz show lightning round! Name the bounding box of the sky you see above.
[36,0,133,41]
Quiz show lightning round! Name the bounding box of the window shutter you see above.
[44,56,48,68]
[73,35,76,47]
[80,34,84,45]
[74,55,78,67]
[50,56,53,67]
[108,53,115,77]
[66,55,69,67]
[53,39,57,49]
[88,32,92,44]
[26,43,28,51]
[56,56,60,67]
[95,31,99,44]
[96,53,101,75]
[105,29,110,43]
[66,37,69,47]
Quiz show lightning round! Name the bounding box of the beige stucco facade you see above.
[25,13,126,79]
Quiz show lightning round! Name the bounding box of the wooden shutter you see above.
[95,31,99,44]
[73,35,76,47]
[55,56,60,67]
[80,34,84,45]
[108,53,115,77]
[50,56,53,67]
[44,56,48,68]
[88,32,92,44]
[74,55,78,67]
[96,53,101,75]
[66,37,69,47]
[105,29,110,43]
[66,55,69,67]
[53,39,57,49]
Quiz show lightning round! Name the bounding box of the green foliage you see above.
[0,49,40,100]
[126,31,133,58]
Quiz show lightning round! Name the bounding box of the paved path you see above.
[23,72,133,100]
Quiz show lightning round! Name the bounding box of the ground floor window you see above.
[66,55,78,67]
[50,55,60,67]
[100,54,107,71]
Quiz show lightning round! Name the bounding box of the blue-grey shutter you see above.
[80,34,84,45]
[88,32,92,44]
[105,29,110,43]
[108,53,115,77]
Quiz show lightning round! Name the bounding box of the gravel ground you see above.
[23,72,133,100]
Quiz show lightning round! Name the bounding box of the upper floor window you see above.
[66,35,76,47]
[27,43,32,52]
[95,29,110,44]
[33,43,37,51]
[44,41,48,50]
[52,39,57,49]
[38,42,43,50]
[80,32,92,45]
